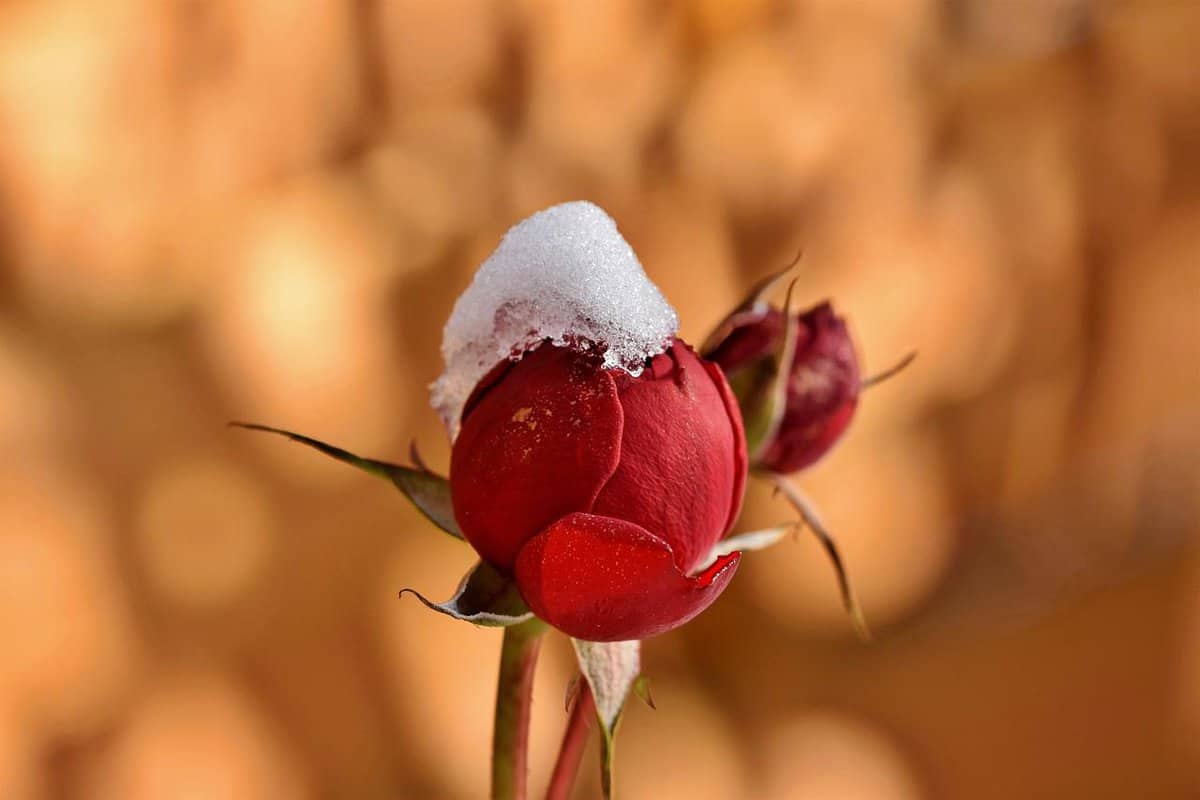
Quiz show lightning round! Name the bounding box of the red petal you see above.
[459,358,516,423]
[592,341,741,573]
[702,356,748,538]
[761,303,860,473]
[451,345,624,571]
[514,512,741,641]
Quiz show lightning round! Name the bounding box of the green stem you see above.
[600,728,616,800]
[492,619,547,800]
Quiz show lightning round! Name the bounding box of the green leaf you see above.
[230,422,463,540]
[401,560,533,627]
[572,639,641,799]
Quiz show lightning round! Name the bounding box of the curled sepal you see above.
[400,560,533,627]
[230,422,462,540]
[572,639,641,800]
[400,561,532,628]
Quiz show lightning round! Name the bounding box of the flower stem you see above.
[545,679,595,800]
[492,619,547,800]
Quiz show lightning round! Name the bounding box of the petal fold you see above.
[514,512,740,641]
[591,342,741,573]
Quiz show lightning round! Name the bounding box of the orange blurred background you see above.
[1,1,1198,797]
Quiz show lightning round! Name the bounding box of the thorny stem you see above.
[493,618,547,800]
[545,679,595,800]
[770,473,872,641]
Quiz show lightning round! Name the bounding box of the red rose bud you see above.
[450,338,747,641]
[705,301,859,474]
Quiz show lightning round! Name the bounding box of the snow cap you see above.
[432,201,679,436]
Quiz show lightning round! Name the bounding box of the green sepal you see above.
[724,278,801,463]
[230,422,463,540]
[401,560,533,627]
[701,263,804,464]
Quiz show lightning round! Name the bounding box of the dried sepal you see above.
[860,350,918,390]
[701,523,797,568]
[400,560,533,627]
[770,474,871,641]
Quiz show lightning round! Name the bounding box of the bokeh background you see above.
[1,0,1198,797]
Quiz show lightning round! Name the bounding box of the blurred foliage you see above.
[0,0,1197,798]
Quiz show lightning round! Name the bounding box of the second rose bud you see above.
[703,282,861,475]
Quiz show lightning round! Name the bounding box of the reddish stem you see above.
[545,680,595,800]
[492,620,546,800]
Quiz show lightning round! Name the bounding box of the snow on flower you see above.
[431,201,679,437]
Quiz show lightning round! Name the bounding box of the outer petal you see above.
[514,512,741,642]
[702,357,748,537]
[591,341,739,573]
[451,345,623,571]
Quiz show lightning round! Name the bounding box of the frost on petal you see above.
[431,201,679,436]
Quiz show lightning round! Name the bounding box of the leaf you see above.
[231,422,463,540]
[572,639,641,799]
[400,560,533,627]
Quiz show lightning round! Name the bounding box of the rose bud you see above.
[450,338,747,642]
[705,299,859,474]
[701,269,915,641]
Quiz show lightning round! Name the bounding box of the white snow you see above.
[431,201,679,436]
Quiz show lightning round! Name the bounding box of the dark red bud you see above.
[707,301,859,474]
[449,338,748,640]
